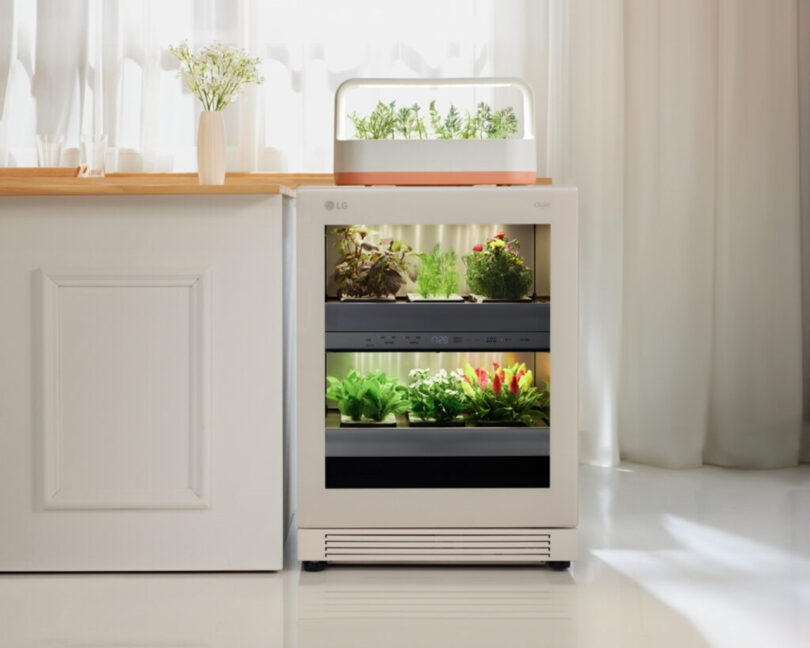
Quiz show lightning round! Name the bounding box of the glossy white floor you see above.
[1,463,808,648]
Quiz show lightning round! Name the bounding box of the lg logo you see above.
[324,200,349,211]
[534,201,551,209]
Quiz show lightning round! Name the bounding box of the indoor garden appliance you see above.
[288,185,578,570]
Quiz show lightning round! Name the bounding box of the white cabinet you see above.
[0,193,288,571]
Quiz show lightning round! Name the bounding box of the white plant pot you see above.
[197,111,226,185]
[334,138,537,186]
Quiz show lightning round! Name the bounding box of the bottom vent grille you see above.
[324,532,551,562]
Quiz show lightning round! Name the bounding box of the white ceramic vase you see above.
[197,111,226,185]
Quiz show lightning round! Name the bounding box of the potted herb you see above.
[169,41,263,185]
[460,362,548,426]
[332,226,415,300]
[409,244,462,301]
[406,368,467,426]
[325,370,410,426]
[463,232,533,301]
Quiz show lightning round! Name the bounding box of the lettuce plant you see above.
[332,226,414,298]
[415,244,460,298]
[464,231,533,300]
[326,370,410,423]
[461,362,548,426]
[407,368,467,425]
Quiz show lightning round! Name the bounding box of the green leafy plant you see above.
[169,41,263,111]
[429,100,463,139]
[332,226,415,298]
[326,370,410,423]
[464,231,533,300]
[349,101,398,139]
[460,102,491,139]
[395,103,428,139]
[415,244,460,298]
[407,368,468,425]
[350,100,518,140]
[486,107,519,139]
[461,362,548,426]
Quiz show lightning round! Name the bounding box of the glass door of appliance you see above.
[294,187,578,529]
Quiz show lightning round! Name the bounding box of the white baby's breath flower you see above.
[169,41,263,111]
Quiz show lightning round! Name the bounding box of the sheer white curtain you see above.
[0,0,504,170]
[0,0,806,468]
[548,0,806,468]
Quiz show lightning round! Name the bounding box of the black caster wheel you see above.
[303,561,327,572]
[547,561,571,571]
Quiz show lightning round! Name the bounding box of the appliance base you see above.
[298,527,577,565]
[334,170,537,186]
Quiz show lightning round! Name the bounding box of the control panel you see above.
[325,331,549,351]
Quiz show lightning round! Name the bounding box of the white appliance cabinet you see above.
[292,186,578,570]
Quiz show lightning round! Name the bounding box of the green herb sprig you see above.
[416,244,460,299]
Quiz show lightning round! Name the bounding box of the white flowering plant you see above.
[407,368,468,425]
[169,41,263,111]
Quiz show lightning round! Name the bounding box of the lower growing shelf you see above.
[325,424,550,489]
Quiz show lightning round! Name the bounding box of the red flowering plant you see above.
[460,361,549,426]
[463,231,533,300]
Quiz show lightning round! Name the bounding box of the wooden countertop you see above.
[0,170,551,196]
[0,171,334,196]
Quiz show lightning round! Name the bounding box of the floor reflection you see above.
[295,565,576,648]
[293,559,711,648]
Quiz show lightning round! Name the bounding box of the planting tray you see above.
[406,415,466,427]
[470,294,533,303]
[406,293,465,303]
[339,413,397,427]
[326,425,549,456]
[333,78,537,186]
[339,295,396,302]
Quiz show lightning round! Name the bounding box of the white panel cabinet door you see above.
[0,194,285,571]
